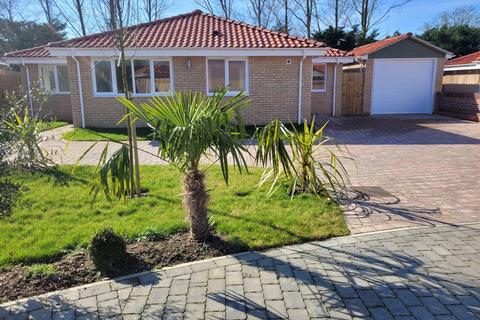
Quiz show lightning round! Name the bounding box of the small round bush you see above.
[88,227,127,275]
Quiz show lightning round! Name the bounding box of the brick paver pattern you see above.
[1,224,480,319]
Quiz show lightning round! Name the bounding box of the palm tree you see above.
[119,88,250,240]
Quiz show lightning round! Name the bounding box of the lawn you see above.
[39,120,69,132]
[62,124,305,141]
[61,127,155,141]
[0,166,349,268]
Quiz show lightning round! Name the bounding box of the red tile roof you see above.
[4,46,50,58]
[349,33,413,57]
[445,51,480,66]
[46,10,325,50]
[325,48,352,57]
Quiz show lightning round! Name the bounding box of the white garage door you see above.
[371,59,436,114]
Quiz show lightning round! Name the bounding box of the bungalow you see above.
[2,10,354,128]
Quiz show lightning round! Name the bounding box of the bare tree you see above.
[271,0,290,33]
[247,0,275,28]
[290,0,316,38]
[0,0,21,21]
[37,0,55,25]
[315,0,350,32]
[51,0,88,36]
[425,5,480,29]
[352,0,410,37]
[142,0,170,22]
[194,0,235,19]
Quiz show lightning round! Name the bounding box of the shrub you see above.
[25,263,56,278]
[0,178,22,217]
[88,227,127,275]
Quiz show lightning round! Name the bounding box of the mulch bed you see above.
[0,233,241,303]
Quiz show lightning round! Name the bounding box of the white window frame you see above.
[38,64,70,94]
[311,63,327,93]
[206,57,249,96]
[91,58,174,97]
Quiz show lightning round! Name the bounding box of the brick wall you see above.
[20,65,72,121]
[311,64,343,117]
[67,56,317,127]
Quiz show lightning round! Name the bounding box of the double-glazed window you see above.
[92,59,173,96]
[312,63,326,92]
[207,58,248,94]
[39,65,70,93]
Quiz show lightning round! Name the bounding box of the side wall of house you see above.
[68,56,315,127]
[311,64,343,117]
[20,64,72,121]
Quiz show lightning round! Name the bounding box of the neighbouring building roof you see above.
[445,51,480,66]
[348,32,450,58]
[349,33,413,57]
[4,46,50,58]
[5,10,326,59]
[324,48,352,57]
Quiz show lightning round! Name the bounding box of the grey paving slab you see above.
[2,224,480,319]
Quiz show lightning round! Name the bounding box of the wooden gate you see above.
[341,70,364,115]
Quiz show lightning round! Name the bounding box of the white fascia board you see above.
[48,47,328,57]
[3,57,67,64]
[444,63,480,71]
[313,57,355,64]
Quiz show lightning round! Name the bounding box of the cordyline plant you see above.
[255,117,349,199]
[118,88,250,240]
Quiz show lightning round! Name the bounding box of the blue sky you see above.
[166,0,479,37]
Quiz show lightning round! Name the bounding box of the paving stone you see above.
[458,295,480,313]
[419,296,450,315]
[205,311,226,319]
[282,291,305,309]
[265,300,288,319]
[147,287,170,304]
[244,292,265,310]
[447,304,479,320]
[344,298,370,317]
[79,284,111,299]
[246,309,268,319]
[206,294,226,312]
[304,299,328,318]
[187,286,207,303]
[122,296,148,315]
[164,295,187,314]
[130,284,152,296]
[185,303,205,320]
[287,308,309,320]
[97,299,121,318]
[142,303,164,318]
[368,307,394,320]
[393,289,421,306]
[97,291,118,302]
[382,298,410,316]
[51,309,75,320]
[74,297,97,315]
[262,284,282,300]
[408,306,435,320]
[28,308,51,320]
[243,278,262,293]
[357,289,382,307]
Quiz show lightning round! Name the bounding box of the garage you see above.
[371,59,436,114]
[342,33,452,116]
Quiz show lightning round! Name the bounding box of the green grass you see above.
[0,166,349,267]
[39,121,69,132]
[63,124,305,141]
[62,127,155,141]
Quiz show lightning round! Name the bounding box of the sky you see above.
[165,0,480,37]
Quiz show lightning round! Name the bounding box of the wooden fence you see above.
[0,69,22,108]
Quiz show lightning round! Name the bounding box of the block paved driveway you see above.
[326,115,480,234]
[1,223,480,319]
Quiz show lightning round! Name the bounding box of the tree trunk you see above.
[75,0,87,36]
[183,167,209,241]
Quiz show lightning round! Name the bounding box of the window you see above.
[39,64,69,93]
[94,60,114,93]
[312,63,326,92]
[133,60,150,94]
[115,60,133,94]
[92,59,172,96]
[207,58,247,94]
[153,61,171,92]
